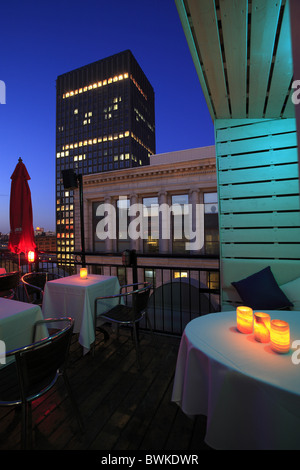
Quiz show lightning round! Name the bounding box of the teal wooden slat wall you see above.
[215,117,300,309]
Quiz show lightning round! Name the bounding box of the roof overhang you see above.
[175,0,295,120]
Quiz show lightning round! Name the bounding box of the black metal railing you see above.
[0,248,220,336]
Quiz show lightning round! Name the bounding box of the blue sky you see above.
[0,0,214,234]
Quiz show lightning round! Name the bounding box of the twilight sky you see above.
[0,0,214,234]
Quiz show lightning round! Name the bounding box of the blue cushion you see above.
[232,266,293,310]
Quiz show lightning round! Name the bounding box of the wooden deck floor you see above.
[0,326,212,452]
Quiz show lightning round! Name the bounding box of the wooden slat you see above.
[217,132,297,156]
[283,88,296,118]
[219,178,300,198]
[175,0,216,120]
[222,243,300,259]
[220,212,300,228]
[265,1,294,117]
[219,163,298,184]
[218,148,299,170]
[219,0,248,117]
[222,227,300,243]
[216,117,296,142]
[220,195,300,213]
[187,0,230,117]
[248,0,282,117]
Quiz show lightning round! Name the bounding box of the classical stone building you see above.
[71,146,219,330]
[72,145,217,279]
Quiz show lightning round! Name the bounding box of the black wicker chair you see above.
[94,282,152,368]
[0,317,83,449]
[0,271,20,300]
[21,272,62,305]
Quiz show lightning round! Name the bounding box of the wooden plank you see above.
[0,330,203,451]
[248,0,282,117]
[221,227,300,243]
[216,117,296,142]
[175,0,216,120]
[222,242,300,259]
[219,179,300,198]
[217,132,297,156]
[220,195,300,213]
[214,118,263,130]
[282,88,296,118]
[265,1,294,117]
[219,163,298,184]
[187,0,230,117]
[218,147,299,170]
[219,0,248,117]
[220,211,300,228]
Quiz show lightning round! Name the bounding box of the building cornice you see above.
[83,157,216,188]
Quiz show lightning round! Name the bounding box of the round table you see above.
[172,310,300,450]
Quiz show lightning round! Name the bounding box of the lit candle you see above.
[236,306,253,334]
[80,267,88,279]
[254,312,271,343]
[270,320,290,353]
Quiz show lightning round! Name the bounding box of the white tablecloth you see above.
[0,298,46,365]
[172,310,300,450]
[42,274,121,353]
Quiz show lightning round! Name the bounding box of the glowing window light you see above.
[270,320,290,353]
[236,306,253,334]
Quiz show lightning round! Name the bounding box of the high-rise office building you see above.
[55,50,156,261]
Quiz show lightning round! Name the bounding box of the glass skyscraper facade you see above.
[55,50,155,261]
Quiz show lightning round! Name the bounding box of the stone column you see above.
[104,195,114,253]
[129,193,140,252]
[158,191,169,254]
[188,188,204,254]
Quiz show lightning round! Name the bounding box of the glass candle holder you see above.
[80,267,88,279]
[270,319,290,353]
[236,306,253,334]
[254,312,271,343]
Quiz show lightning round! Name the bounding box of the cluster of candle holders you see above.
[236,306,290,353]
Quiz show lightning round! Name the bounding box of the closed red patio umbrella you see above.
[8,158,36,258]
